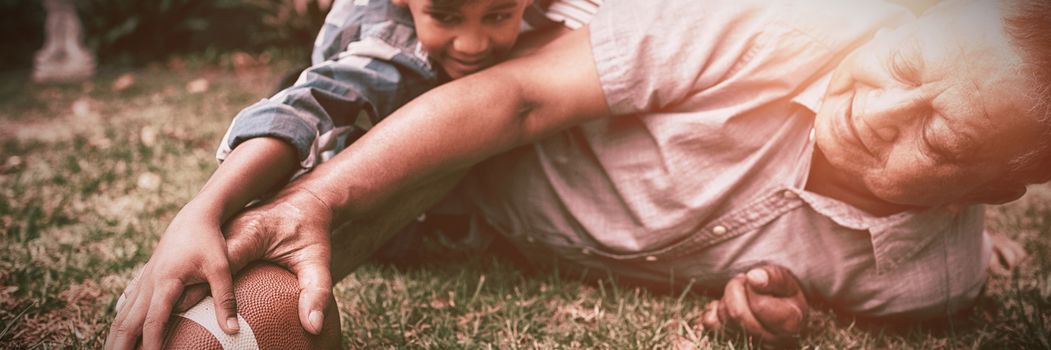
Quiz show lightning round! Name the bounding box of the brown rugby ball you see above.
[155,262,342,349]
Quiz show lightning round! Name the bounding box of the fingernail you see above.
[115,294,126,311]
[309,310,323,334]
[227,317,240,332]
[747,268,769,287]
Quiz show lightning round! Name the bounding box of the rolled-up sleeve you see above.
[216,36,438,173]
[588,0,777,115]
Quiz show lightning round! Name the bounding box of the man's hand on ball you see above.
[206,187,336,336]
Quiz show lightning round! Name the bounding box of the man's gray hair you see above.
[1004,0,1051,185]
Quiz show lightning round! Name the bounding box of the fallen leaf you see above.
[429,298,451,310]
[111,73,136,92]
[186,78,209,94]
[71,97,93,118]
[231,52,257,70]
[140,126,158,147]
[2,155,23,173]
[137,172,161,190]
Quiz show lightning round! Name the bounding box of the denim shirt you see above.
[466,0,990,319]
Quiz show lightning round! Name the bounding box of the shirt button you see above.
[783,190,797,199]
[416,213,427,222]
[526,236,536,244]
[712,225,728,235]
[581,248,592,255]
[644,256,658,262]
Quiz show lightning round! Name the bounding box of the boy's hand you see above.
[161,188,337,338]
[698,264,809,346]
[106,207,239,350]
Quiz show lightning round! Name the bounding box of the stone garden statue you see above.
[33,0,95,83]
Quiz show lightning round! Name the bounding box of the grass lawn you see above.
[1,57,1049,349]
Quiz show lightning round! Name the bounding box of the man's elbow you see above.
[452,69,545,147]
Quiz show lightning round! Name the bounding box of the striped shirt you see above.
[547,0,602,29]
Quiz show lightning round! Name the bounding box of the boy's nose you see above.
[453,32,490,57]
[858,87,929,141]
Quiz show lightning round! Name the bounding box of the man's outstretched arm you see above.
[290,25,610,225]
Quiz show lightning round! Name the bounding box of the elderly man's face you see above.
[813,0,1044,208]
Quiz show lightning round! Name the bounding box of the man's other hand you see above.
[171,188,336,336]
[987,229,1028,277]
[698,264,808,346]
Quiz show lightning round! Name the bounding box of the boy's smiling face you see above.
[394,0,532,79]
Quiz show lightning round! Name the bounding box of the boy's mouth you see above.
[444,57,490,76]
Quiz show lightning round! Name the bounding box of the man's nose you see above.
[453,32,490,57]
[858,88,929,141]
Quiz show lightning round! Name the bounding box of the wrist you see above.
[180,198,226,223]
[289,185,343,226]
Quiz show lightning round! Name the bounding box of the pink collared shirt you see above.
[466,0,989,318]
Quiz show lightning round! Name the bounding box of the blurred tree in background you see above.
[0,0,330,70]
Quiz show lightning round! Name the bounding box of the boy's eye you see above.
[484,12,513,23]
[428,12,462,25]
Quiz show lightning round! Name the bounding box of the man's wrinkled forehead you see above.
[916,0,1002,32]
[906,0,1017,67]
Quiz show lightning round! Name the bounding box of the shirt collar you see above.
[791,73,832,114]
[785,73,830,189]
[414,42,432,70]
[793,189,974,274]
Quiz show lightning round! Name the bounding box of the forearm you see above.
[188,137,298,222]
[287,27,608,226]
[291,74,527,219]
[329,170,468,280]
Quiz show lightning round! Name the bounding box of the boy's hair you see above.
[428,0,543,9]
[1004,0,1051,184]
[429,0,481,8]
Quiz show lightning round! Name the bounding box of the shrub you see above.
[0,0,46,70]
[76,0,218,64]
